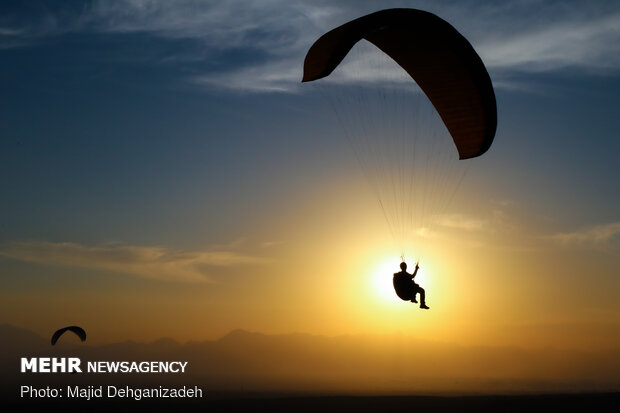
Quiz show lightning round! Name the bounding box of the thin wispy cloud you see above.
[192,57,303,93]
[87,0,317,52]
[423,203,546,252]
[260,240,284,249]
[435,214,488,232]
[433,200,523,235]
[479,13,620,73]
[0,27,23,36]
[0,241,266,283]
[548,222,620,249]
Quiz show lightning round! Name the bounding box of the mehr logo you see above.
[21,357,82,373]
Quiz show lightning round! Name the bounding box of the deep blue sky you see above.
[2,0,618,245]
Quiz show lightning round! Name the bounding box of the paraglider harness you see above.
[393,259,420,301]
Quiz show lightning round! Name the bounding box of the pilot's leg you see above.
[410,283,418,303]
[419,287,429,309]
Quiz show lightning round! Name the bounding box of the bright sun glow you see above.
[370,258,400,302]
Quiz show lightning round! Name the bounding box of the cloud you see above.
[86,0,318,51]
[0,27,23,36]
[0,241,266,283]
[2,1,620,90]
[260,240,284,249]
[478,11,620,73]
[433,202,523,235]
[548,222,620,248]
[192,57,303,93]
[84,0,620,91]
[434,213,488,232]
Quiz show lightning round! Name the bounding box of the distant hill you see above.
[0,324,48,353]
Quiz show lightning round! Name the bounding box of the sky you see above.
[0,0,619,359]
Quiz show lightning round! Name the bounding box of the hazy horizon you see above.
[3,323,619,396]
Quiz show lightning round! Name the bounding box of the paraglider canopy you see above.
[51,326,86,345]
[302,8,496,160]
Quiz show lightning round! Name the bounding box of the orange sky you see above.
[2,176,618,353]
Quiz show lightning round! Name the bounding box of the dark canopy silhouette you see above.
[50,326,86,345]
[302,8,496,159]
